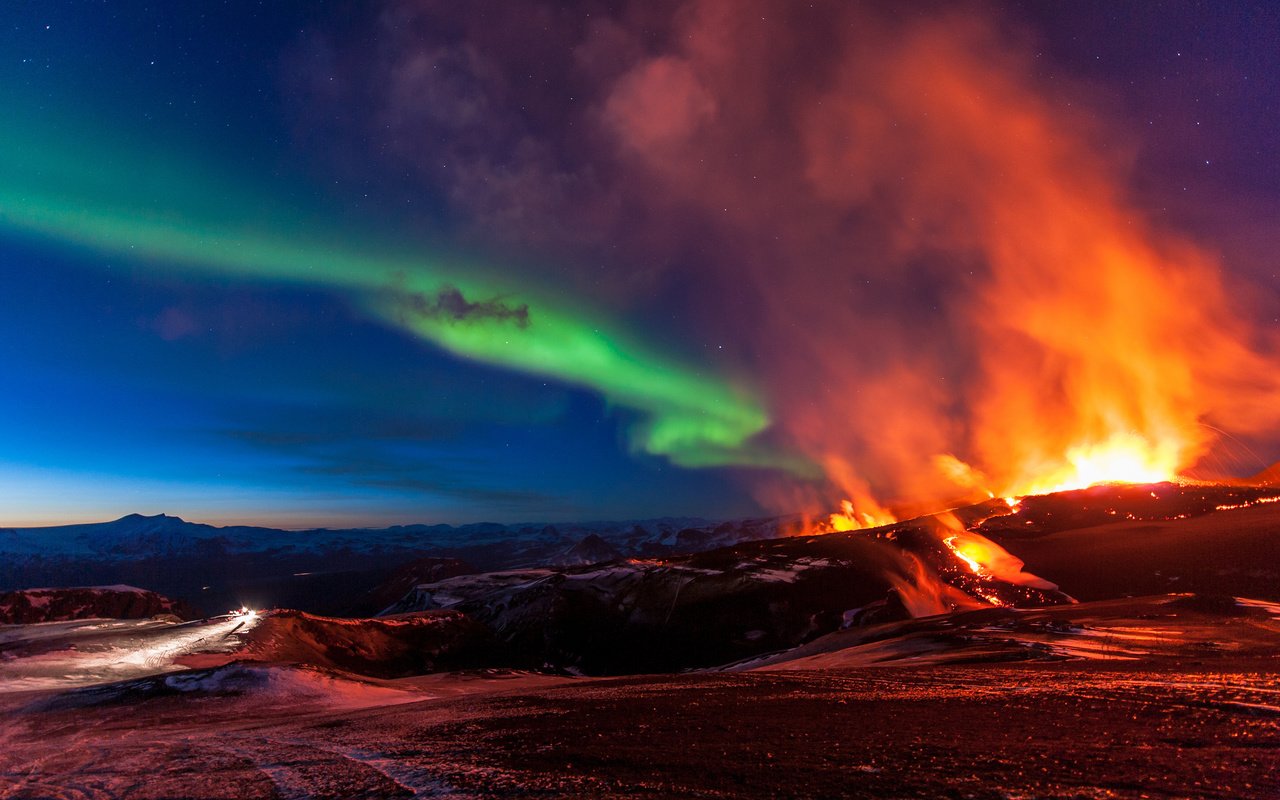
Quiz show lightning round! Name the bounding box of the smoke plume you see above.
[298,0,1280,513]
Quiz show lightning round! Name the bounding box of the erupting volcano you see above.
[788,14,1280,527]
[3,2,1280,798]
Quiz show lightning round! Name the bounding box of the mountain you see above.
[3,480,1279,799]
[0,513,796,616]
[380,481,1280,674]
[383,520,1072,673]
[976,481,1280,601]
[1246,460,1280,486]
[359,557,478,616]
[551,533,624,567]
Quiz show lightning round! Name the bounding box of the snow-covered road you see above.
[0,612,259,692]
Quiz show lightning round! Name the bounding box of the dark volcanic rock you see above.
[981,486,1280,602]
[0,585,197,624]
[386,521,1072,675]
[362,557,477,615]
[241,609,500,678]
[977,481,1278,537]
[552,534,624,567]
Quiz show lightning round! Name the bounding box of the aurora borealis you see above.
[0,3,806,525]
[0,120,790,473]
[3,1,1279,527]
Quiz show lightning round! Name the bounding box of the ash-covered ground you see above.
[2,482,1279,798]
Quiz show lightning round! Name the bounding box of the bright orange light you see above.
[825,498,898,532]
[1002,432,1181,497]
[929,430,1181,508]
[773,13,1280,520]
[943,535,986,576]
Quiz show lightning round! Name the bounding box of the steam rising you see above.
[602,3,1280,509]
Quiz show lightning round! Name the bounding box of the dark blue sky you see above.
[1,1,784,525]
[2,1,1277,526]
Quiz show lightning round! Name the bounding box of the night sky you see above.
[2,1,1278,527]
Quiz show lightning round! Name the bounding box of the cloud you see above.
[394,285,529,328]
[604,55,717,155]
[298,452,567,512]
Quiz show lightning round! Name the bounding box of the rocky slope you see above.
[383,515,1071,674]
[234,609,498,678]
[381,481,1280,674]
[0,585,195,624]
[0,514,795,615]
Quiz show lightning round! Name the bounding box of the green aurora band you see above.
[0,124,812,475]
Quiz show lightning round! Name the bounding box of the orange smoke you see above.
[592,2,1280,515]
[820,456,898,531]
[797,11,1280,508]
[890,552,987,618]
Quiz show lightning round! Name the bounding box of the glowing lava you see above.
[1002,432,1182,498]
[818,432,1176,539]
[826,498,898,532]
[1215,495,1280,512]
[943,535,987,577]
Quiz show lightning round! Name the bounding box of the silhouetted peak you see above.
[113,512,188,527]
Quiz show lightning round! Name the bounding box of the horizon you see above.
[11,466,1276,531]
[0,508,734,533]
[3,2,1279,529]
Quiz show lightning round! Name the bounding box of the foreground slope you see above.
[2,481,1279,798]
[980,484,1280,601]
[1,652,1277,799]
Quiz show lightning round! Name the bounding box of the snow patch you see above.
[1236,597,1280,617]
[161,664,422,708]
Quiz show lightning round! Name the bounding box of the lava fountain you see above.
[783,10,1280,525]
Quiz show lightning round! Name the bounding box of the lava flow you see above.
[819,430,1187,536]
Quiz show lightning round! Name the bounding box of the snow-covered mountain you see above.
[382,521,1073,674]
[377,481,1280,674]
[0,513,776,560]
[0,513,798,616]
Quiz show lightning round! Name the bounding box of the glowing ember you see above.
[943,535,988,577]
[1215,496,1280,512]
[827,498,898,532]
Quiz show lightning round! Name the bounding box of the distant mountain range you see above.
[0,512,797,616]
[7,468,1277,620]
